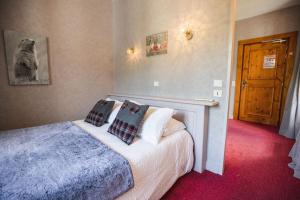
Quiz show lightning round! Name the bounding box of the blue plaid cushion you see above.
[108,100,149,144]
[85,100,115,127]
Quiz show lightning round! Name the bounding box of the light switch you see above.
[213,80,222,87]
[232,81,236,87]
[153,81,159,87]
[213,89,222,97]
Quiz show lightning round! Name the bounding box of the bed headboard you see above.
[108,93,218,173]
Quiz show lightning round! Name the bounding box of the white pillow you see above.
[128,99,141,105]
[108,105,121,124]
[162,118,186,137]
[106,98,123,108]
[140,107,174,145]
[107,99,143,124]
[137,106,158,135]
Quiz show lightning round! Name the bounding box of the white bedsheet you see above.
[73,120,194,200]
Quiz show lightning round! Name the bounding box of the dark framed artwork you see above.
[3,30,50,85]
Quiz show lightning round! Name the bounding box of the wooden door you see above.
[234,32,297,126]
[238,40,288,126]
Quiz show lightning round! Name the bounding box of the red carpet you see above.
[162,120,300,200]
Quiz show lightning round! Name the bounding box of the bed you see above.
[0,94,217,200]
[74,120,193,200]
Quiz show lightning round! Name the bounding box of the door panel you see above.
[247,85,274,116]
[248,47,277,80]
[238,41,288,126]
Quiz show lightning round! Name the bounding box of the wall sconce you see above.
[126,47,135,55]
[183,29,193,40]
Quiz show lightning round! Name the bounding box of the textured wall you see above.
[229,6,300,118]
[0,0,113,130]
[113,0,234,174]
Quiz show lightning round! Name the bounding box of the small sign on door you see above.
[263,55,276,69]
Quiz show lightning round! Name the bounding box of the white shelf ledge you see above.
[109,93,219,107]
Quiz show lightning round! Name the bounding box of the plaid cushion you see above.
[108,100,149,145]
[108,118,138,145]
[85,111,105,126]
[85,99,115,127]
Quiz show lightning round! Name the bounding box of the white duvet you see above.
[73,120,194,200]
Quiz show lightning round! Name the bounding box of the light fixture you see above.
[183,29,193,40]
[126,47,135,55]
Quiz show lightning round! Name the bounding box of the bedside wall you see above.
[0,0,114,130]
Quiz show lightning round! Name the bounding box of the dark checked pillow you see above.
[85,99,115,127]
[108,100,149,145]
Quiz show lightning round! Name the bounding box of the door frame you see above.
[233,31,298,123]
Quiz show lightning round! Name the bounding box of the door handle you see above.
[242,80,248,88]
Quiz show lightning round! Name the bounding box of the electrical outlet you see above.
[153,81,159,87]
[213,89,222,97]
[213,80,222,87]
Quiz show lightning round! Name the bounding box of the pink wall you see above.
[0,0,114,130]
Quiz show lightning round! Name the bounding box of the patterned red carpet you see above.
[162,120,300,200]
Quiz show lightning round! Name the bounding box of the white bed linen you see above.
[73,120,194,200]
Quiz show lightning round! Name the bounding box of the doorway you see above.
[233,32,297,126]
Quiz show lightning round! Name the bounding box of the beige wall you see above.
[0,0,114,130]
[113,0,235,174]
[0,0,235,174]
[229,6,300,118]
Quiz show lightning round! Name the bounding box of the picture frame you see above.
[3,30,50,85]
[146,31,168,57]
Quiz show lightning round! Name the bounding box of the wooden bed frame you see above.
[108,93,218,173]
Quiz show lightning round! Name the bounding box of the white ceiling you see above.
[237,0,300,20]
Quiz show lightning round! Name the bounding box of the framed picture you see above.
[3,30,50,85]
[146,31,168,57]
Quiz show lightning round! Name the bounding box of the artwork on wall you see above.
[3,30,50,85]
[146,31,168,57]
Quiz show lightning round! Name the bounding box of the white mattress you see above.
[73,120,194,200]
